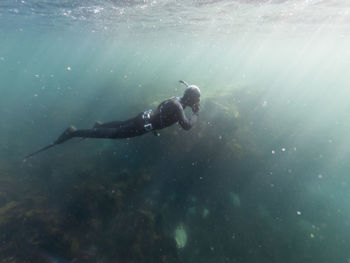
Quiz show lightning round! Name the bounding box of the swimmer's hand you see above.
[192,103,200,114]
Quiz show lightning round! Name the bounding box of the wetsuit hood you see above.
[182,85,201,108]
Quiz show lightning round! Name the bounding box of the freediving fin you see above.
[24,143,57,160]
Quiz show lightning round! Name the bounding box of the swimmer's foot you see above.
[54,126,77,144]
[93,121,103,129]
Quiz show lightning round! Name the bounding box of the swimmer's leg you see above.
[73,128,128,139]
[59,115,143,143]
[56,126,136,144]
[93,120,125,129]
[77,120,125,143]
[55,126,78,144]
[25,126,131,159]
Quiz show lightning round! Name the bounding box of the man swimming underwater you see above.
[25,81,200,159]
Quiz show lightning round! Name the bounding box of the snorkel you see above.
[179,80,190,88]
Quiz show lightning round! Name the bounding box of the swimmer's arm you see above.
[176,101,198,130]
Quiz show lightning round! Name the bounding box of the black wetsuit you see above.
[24,96,199,159]
[67,97,198,140]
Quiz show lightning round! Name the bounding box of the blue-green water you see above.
[1,0,350,262]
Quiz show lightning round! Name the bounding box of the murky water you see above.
[1,1,350,262]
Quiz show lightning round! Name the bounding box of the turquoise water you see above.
[1,0,350,262]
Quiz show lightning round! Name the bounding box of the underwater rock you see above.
[174,224,187,249]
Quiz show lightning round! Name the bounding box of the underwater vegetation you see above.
[0,163,180,263]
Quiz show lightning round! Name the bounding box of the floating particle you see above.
[318,174,323,179]
[34,94,38,97]
[281,148,286,152]
[310,233,314,238]
[262,100,268,107]
[271,150,275,154]
[218,135,222,140]
[66,66,71,71]
[297,211,301,215]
